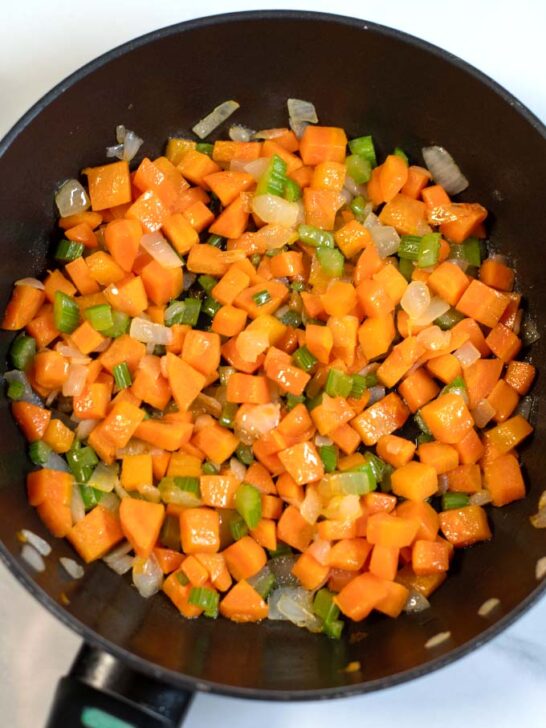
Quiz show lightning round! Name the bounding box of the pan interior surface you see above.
[0,12,544,697]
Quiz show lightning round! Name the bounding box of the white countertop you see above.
[1,2,545,726]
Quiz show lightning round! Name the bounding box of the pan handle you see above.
[45,643,194,727]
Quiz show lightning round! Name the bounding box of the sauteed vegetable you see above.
[2,101,536,636]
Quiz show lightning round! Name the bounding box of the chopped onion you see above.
[45,389,59,407]
[447,257,469,273]
[539,490,546,511]
[300,486,322,525]
[60,557,84,579]
[417,326,451,351]
[132,553,163,598]
[287,98,318,138]
[370,225,400,258]
[192,100,240,139]
[130,317,173,345]
[530,508,546,529]
[535,557,546,580]
[404,589,431,613]
[368,385,386,405]
[44,451,70,472]
[521,315,540,345]
[234,157,270,180]
[99,491,120,513]
[472,399,496,428]
[183,272,196,291]
[106,553,134,575]
[469,489,492,506]
[104,540,132,563]
[55,179,90,217]
[62,364,88,397]
[160,480,202,507]
[425,631,451,649]
[422,146,469,195]
[88,462,119,492]
[254,223,296,252]
[19,529,51,556]
[343,176,361,196]
[412,296,451,327]
[339,188,353,206]
[276,587,323,632]
[363,211,380,230]
[15,277,45,290]
[138,484,161,503]
[140,232,182,269]
[517,395,534,421]
[75,419,97,440]
[21,543,45,572]
[253,128,289,140]
[193,392,222,418]
[478,597,500,617]
[94,338,111,353]
[4,370,42,406]
[229,124,255,142]
[229,457,247,482]
[359,362,379,377]
[70,482,86,523]
[438,474,449,495]
[454,341,481,368]
[107,127,143,162]
[314,435,333,447]
[323,494,362,521]
[269,555,298,587]
[401,282,431,320]
[251,194,299,227]
[235,403,281,443]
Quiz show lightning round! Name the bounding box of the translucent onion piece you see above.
[183,272,196,291]
[132,553,163,598]
[401,281,431,320]
[236,157,270,180]
[539,490,546,511]
[323,494,362,521]
[21,543,45,572]
[106,144,125,159]
[19,529,51,556]
[469,490,492,506]
[138,484,161,503]
[404,589,431,613]
[422,146,469,195]
[115,440,152,458]
[359,362,379,377]
[289,119,309,139]
[235,403,280,441]
[367,386,386,405]
[277,588,323,632]
[447,257,469,272]
[106,554,134,575]
[530,508,546,529]
[44,452,70,472]
[122,129,144,162]
[300,486,322,525]
[62,364,88,397]
[339,188,353,206]
[253,128,289,140]
[75,418,97,442]
[363,211,380,230]
[412,296,451,327]
[140,232,182,269]
[343,175,360,196]
[130,317,173,345]
[116,125,127,144]
[45,389,59,407]
[55,179,90,217]
[521,315,540,345]
[251,194,299,227]
[454,341,481,368]
[229,457,247,482]
[307,538,331,566]
[370,225,400,258]
[535,556,546,580]
[254,223,297,252]
[104,540,133,563]
[70,482,86,523]
[267,589,289,621]
[269,555,299,587]
[99,491,121,513]
[417,325,451,351]
[517,395,534,422]
[14,277,45,290]
[192,100,240,139]
[229,124,255,142]
[424,631,452,649]
[472,399,496,428]
[60,557,84,579]
[438,474,449,495]
[287,98,318,140]
[88,462,119,493]
[4,370,42,406]
[193,392,222,418]
[314,435,333,447]
[478,597,500,617]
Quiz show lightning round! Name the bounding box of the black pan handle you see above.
[46,643,194,727]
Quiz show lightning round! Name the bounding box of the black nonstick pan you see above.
[0,10,544,727]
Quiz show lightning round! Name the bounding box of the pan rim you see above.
[1,8,545,702]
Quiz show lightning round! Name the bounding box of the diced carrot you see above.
[366,512,419,547]
[446,463,481,493]
[356,279,394,318]
[276,472,304,504]
[119,498,165,558]
[379,193,426,235]
[377,337,425,388]
[375,580,410,618]
[180,508,220,554]
[59,211,103,231]
[486,379,519,423]
[391,461,438,500]
[277,504,314,551]
[483,452,525,506]
[426,353,462,384]
[99,334,146,375]
[479,259,514,292]
[84,161,131,211]
[154,548,184,574]
[412,539,450,575]
[299,126,347,166]
[396,500,439,541]
[278,441,324,485]
[377,435,416,468]
[261,494,283,520]
[44,269,77,303]
[334,572,388,620]
[373,264,408,306]
[379,155,408,203]
[420,392,474,444]
[219,580,268,622]
[328,538,371,571]
[42,418,74,454]
[456,280,510,328]
[485,323,521,362]
[26,305,59,348]
[354,242,384,285]
[401,166,431,199]
[505,361,536,396]
[164,352,205,411]
[351,392,409,446]
[104,276,148,317]
[162,573,202,618]
[27,468,72,508]
[427,262,469,306]
[70,320,105,355]
[104,218,142,272]
[398,368,440,413]
[223,535,267,581]
[73,382,110,420]
[2,284,46,330]
[64,222,98,249]
[250,518,277,551]
[303,188,342,230]
[484,415,533,456]
[193,423,239,463]
[34,350,69,389]
[121,454,153,491]
[454,428,484,465]
[369,544,399,581]
[439,505,491,547]
[440,203,488,243]
[67,506,123,562]
[85,251,125,286]
[98,400,145,450]
[417,441,459,474]
[64,257,100,296]
[181,554,209,586]
[262,140,303,174]
[200,474,239,509]
[291,552,330,590]
[12,401,51,442]
[358,315,395,362]
[335,220,372,259]
[463,358,503,409]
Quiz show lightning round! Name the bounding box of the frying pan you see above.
[0,10,545,727]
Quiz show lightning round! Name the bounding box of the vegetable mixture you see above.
[3,100,537,637]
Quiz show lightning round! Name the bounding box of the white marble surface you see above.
[1,1,546,726]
